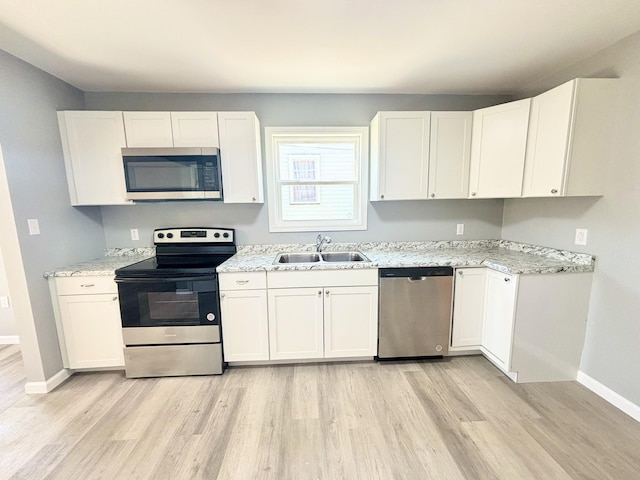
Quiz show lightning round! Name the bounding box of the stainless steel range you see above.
[114,227,236,378]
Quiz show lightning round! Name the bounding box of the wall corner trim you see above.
[577,370,640,423]
[24,369,71,394]
[0,335,20,344]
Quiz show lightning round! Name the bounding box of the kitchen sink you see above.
[274,252,321,264]
[321,251,369,262]
[273,251,370,264]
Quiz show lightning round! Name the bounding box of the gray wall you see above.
[0,50,106,380]
[503,31,640,405]
[86,92,510,247]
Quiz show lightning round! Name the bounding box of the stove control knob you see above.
[223,232,229,238]
[167,233,173,238]
[157,233,165,239]
[214,232,220,238]
[206,313,215,322]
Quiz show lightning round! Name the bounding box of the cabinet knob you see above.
[551,189,558,194]
[458,271,463,276]
[318,290,322,295]
[430,193,435,198]
[326,290,330,295]
[252,197,256,202]
[380,194,385,199]
[471,192,477,197]
[220,293,225,298]
[112,296,118,301]
[504,277,511,283]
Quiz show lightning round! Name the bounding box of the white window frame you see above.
[265,126,369,232]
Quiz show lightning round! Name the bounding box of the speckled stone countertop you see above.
[217,240,595,275]
[44,248,155,278]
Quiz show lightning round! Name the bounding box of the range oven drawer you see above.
[124,343,223,378]
[122,325,220,345]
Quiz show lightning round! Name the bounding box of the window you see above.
[265,127,369,232]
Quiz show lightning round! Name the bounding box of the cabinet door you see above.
[522,80,575,197]
[268,288,323,360]
[324,286,378,358]
[57,111,130,206]
[218,112,264,203]
[220,289,269,362]
[58,293,124,369]
[123,112,173,147]
[370,111,430,200]
[482,270,518,368]
[451,268,486,348]
[428,112,472,199]
[170,112,219,147]
[469,99,530,198]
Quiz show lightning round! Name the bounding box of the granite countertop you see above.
[44,248,154,278]
[216,240,595,275]
[44,241,595,278]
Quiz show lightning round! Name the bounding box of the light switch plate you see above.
[575,228,588,246]
[456,224,464,235]
[0,296,9,309]
[130,229,139,241]
[27,218,40,235]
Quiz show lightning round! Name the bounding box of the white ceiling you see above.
[1,0,640,95]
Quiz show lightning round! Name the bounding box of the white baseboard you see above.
[577,370,640,423]
[24,369,71,394]
[0,335,20,344]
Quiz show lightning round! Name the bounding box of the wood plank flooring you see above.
[1,343,640,479]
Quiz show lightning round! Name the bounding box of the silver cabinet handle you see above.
[551,189,558,194]
[318,290,322,295]
[458,270,463,276]
[252,197,256,202]
[112,296,118,301]
[430,193,435,198]
[380,194,385,199]
[326,290,330,295]
[220,293,225,298]
[235,280,249,285]
[80,284,95,288]
[471,192,477,197]
[504,277,511,282]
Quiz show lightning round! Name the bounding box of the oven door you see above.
[117,276,220,328]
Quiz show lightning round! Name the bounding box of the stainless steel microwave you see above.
[122,147,222,201]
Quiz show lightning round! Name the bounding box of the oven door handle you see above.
[115,276,217,284]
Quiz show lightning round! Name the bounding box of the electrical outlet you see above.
[456,224,464,235]
[575,228,588,246]
[0,296,9,309]
[130,229,139,241]
[27,218,40,235]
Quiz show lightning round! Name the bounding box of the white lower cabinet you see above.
[219,272,269,362]
[451,268,486,349]
[50,276,124,369]
[266,269,379,361]
[481,269,518,371]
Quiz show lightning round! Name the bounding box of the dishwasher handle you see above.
[380,267,453,278]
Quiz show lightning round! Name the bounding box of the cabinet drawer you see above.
[55,276,117,295]
[219,272,267,290]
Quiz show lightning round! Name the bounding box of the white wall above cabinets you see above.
[468,98,531,199]
[522,78,617,197]
[57,111,131,206]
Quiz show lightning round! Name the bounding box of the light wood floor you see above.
[1,344,640,479]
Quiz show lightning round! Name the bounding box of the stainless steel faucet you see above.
[316,234,332,252]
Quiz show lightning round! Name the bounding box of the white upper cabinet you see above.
[123,111,174,147]
[218,112,264,204]
[57,111,130,206]
[170,112,219,147]
[522,78,616,197]
[370,111,431,200]
[469,99,531,198]
[428,112,473,199]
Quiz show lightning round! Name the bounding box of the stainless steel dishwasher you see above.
[378,267,453,359]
